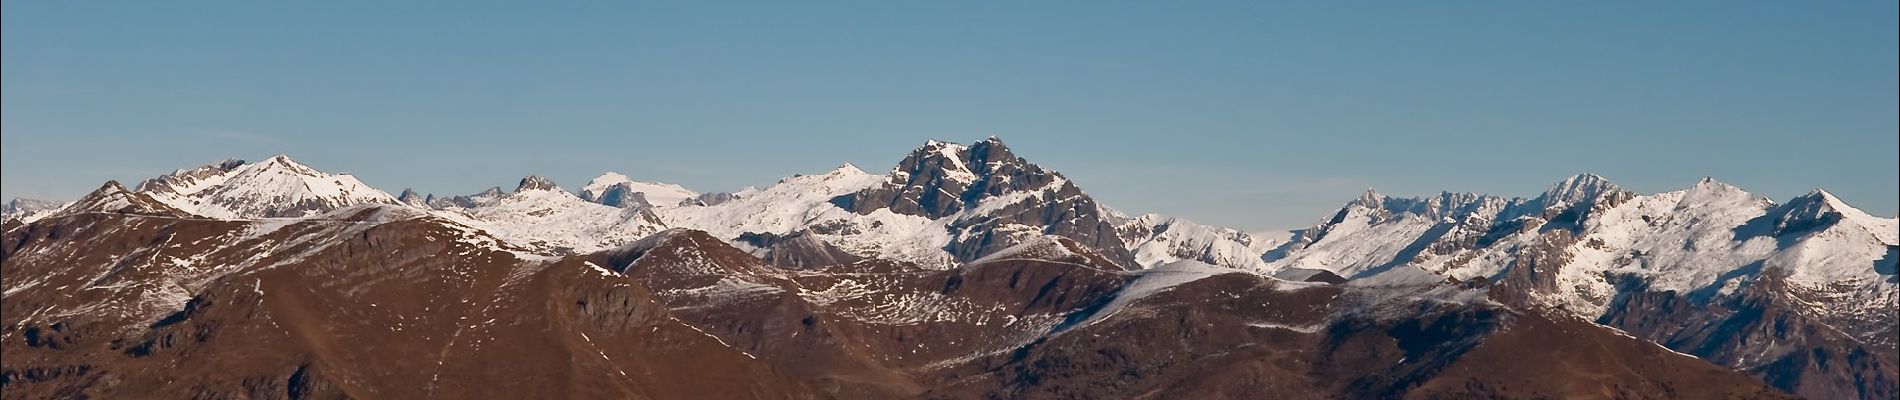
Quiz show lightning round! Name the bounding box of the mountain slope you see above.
[1,203,811,399]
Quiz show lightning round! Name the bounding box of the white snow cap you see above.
[581,172,699,208]
[139,155,397,219]
[1541,173,1622,205]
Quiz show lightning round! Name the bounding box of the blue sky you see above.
[4,1,1895,229]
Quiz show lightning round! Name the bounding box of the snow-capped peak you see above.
[1538,173,1624,207]
[516,175,562,192]
[582,172,636,195]
[139,155,398,219]
[1781,189,1898,246]
[1351,189,1385,208]
[1676,176,1765,208]
[1691,176,1734,190]
[580,172,698,208]
[259,154,321,175]
[826,163,869,178]
[1808,189,1886,225]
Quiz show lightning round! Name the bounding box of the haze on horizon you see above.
[3,1,1895,230]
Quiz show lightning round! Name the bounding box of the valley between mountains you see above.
[3,137,1893,399]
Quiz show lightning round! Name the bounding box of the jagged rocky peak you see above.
[1772,189,1898,243]
[1350,188,1385,208]
[1536,173,1633,208]
[396,188,427,205]
[1328,188,1508,224]
[839,137,1065,219]
[1515,173,1638,227]
[1318,188,1401,227]
[828,137,1135,268]
[515,175,561,192]
[1784,188,1884,217]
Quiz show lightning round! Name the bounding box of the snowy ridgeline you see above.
[8,143,1896,320]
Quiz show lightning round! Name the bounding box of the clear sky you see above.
[4,1,1895,230]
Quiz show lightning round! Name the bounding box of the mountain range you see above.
[3,137,1893,399]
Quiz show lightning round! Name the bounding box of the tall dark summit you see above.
[833,137,1135,268]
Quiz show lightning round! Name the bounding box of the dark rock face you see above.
[581,182,655,209]
[1304,270,1349,284]
[939,181,1133,268]
[835,138,1052,218]
[396,188,427,206]
[515,175,560,192]
[832,138,1135,268]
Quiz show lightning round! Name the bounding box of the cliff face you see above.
[832,138,1135,268]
